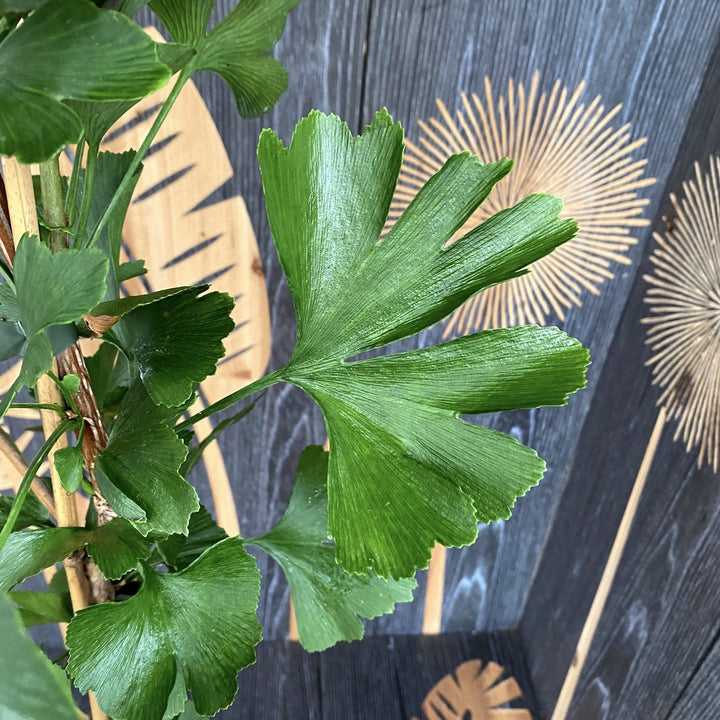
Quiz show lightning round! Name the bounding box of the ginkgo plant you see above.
[0,1,589,719]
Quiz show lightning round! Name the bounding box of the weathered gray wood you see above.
[667,633,720,720]
[218,631,538,719]
[148,9,720,704]
[521,35,720,719]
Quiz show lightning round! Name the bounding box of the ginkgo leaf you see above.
[0,594,78,720]
[54,445,84,493]
[95,381,199,535]
[67,537,262,720]
[0,1,47,10]
[0,492,52,532]
[149,0,301,116]
[85,342,130,413]
[251,446,416,651]
[0,519,152,591]
[255,109,589,578]
[0,234,108,414]
[157,505,228,572]
[12,234,108,336]
[0,0,170,162]
[11,589,74,627]
[106,286,234,407]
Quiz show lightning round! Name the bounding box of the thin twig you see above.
[0,171,16,266]
[0,428,56,518]
[0,418,77,553]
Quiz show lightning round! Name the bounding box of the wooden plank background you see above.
[87,0,720,716]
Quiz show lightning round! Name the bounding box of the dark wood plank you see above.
[521,35,720,719]
[142,0,720,653]
[666,634,720,720]
[360,0,720,636]
[219,631,538,719]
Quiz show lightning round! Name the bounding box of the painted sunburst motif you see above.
[643,156,720,472]
[411,659,531,720]
[389,71,654,334]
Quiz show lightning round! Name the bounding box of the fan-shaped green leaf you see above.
[255,110,589,577]
[251,446,416,651]
[95,381,199,535]
[150,0,300,116]
[157,506,228,572]
[0,594,78,720]
[67,537,262,720]
[0,491,52,531]
[106,286,234,407]
[0,0,171,162]
[12,235,108,336]
[11,589,73,627]
[0,519,151,591]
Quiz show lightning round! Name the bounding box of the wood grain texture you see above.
[138,8,720,713]
[217,632,538,719]
[522,34,720,720]
[666,636,720,720]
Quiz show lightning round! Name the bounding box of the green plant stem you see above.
[0,376,23,424]
[176,371,282,430]
[181,395,263,476]
[66,136,85,230]
[38,157,69,253]
[10,403,66,414]
[86,66,193,249]
[0,427,56,518]
[0,418,78,554]
[74,142,98,247]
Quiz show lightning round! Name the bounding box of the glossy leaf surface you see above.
[0,0,170,162]
[0,519,151,591]
[0,594,78,720]
[106,286,234,407]
[95,381,199,535]
[252,446,416,651]
[67,538,262,720]
[258,110,589,577]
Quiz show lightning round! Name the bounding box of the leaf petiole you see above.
[10,403,66,415]
[86,65,194,249]
[74,142,99,248]
[175,370,281,430]
[65,135,85,231]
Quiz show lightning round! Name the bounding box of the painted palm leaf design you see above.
[390,71,654,334]
[412,659,531,720]
[643,156,720,471]
[1,29,271,537]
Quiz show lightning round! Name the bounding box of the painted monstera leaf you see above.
[255,109,590,579]
[412,659,531,720]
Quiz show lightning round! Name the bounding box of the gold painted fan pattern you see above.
[390,71,654,334]
[412,660,531,720]
[643,155,720,471]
